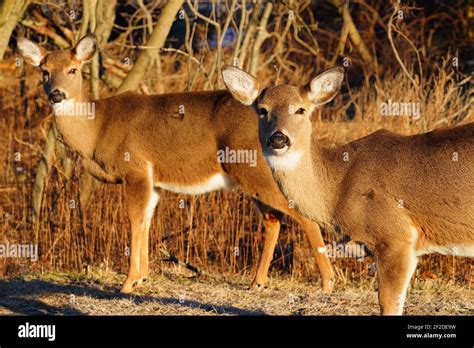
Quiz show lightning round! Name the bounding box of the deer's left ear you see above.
[73,33,97,62]
[306,67,344,106]
[222,65,260,106]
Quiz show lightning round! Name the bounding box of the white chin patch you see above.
[264,150,303,171]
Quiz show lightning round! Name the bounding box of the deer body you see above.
[18,35,334,294]
[276,126,474,252]
[267,124,474,315]
[222,65,474,315]
[59,89,290,193]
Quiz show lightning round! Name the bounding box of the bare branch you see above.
[115,0,184,94]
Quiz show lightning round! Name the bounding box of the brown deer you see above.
[222,65,474,315]
[17,34,335,294]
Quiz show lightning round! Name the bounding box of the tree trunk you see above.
[249,2,272,76]
[0,0,30,61]
[32,123,56,223]
[331,0,373,68]
[115,0,183,94]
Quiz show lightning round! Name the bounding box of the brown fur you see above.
[222,65,474,315]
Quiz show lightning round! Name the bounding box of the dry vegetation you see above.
[0,0,472,315]
[0,265,471,315]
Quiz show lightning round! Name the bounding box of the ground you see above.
[0,267,472,316]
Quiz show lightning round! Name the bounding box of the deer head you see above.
[222,65,344,167]
[17,34,97,105]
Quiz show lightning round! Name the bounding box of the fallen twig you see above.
[159,246,221,280]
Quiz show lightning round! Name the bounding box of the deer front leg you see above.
[250,209,282,290]
[139,190,159,284]
[121,179,159,293]
[138,223,150,284]
[296,217,334,294]
[377,243,418,315]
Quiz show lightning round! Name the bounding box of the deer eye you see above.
[68,68,78,75]
[259,107,268,116]
[295,108,306,114]
[42,70,50,81]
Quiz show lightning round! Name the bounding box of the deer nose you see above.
[49,90,65,103]
[269,131,290,150]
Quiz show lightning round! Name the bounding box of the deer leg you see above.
[296,216,335,294]
[138,225,150,284]
[250,200,282,290]
[139,190,159,283]
[376,243,418,315]
[121,179,158,293]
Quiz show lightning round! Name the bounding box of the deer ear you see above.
[222,65,259,106]
[17,38,45,67]
[306,67,344,106]
[73,34,97,62]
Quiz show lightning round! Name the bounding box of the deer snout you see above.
[49,89,66,104]
[268,131,291,150]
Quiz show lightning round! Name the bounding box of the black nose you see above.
[49,90,65,103]
[269,131,290,150]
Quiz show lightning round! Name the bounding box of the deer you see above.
[222,65,474,315]
[17,34,335,294]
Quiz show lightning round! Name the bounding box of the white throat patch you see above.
[264,151,303,171]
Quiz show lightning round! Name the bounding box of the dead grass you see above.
[0,266,471,316]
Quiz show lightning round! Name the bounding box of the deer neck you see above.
[268,138,340,227]
[52,88,100,159]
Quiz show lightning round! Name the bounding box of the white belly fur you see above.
[416,244,474,257]
[155,173,233,195]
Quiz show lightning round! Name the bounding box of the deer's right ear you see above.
[17,38,45,67]
[73,34,97,62]
[222,65,259,106]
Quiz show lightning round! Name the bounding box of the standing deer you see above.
[17,34,335,294]
[222,65,474,315]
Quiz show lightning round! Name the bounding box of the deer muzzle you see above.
[268,131,291,150]
[49,89,66,104]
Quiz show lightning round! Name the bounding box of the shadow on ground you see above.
[0,278,267,316]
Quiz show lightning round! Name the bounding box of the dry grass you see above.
[0,265,471,316]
